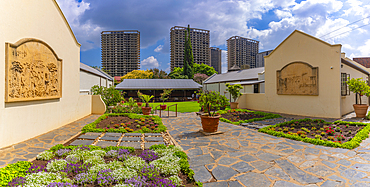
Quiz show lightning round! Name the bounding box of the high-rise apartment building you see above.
[101,30,140,77]
[210,47,222,74]
[170,26,210,71]
[256,50,273,68]
[227,36,259,71]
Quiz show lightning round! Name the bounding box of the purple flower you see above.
[61,163,91,174]
[55,149,71,157]
[138,150,158,162]
[97,169,116,186]
[8,177,26,187]
[26,165,47,174]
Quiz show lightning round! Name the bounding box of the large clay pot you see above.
[353,104,368,118]
[141,107,152,115]
[200,114,221,133]
[230,102,239,109]
[160,105,167,110]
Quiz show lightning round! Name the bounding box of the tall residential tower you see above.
[210,47,222,74]
[227,36,259,71]
[170,26,210,71]
[101,30,140,77]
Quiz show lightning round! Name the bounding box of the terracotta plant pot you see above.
[353,104,368,118]
[200,114,221,133]
[160,105,167,110]
[137,102,142,107]
[141,107,152,115]
[230,102,239,109]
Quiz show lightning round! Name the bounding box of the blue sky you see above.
[57,0,370,73]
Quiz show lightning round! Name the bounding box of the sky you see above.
[56,0,370,73]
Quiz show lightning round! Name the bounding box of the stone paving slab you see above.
[100,136,121,141]
[104,133,122,137]
[69,140,94,146]
[95,141,118,148]
[161,111,370,187]
[120,142,141,149]
[121,137,141,142]
[144,133,162,136]
[144,137,164,142]
[124,133,142,136]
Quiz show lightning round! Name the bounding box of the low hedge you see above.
[81,113,166,133]
[0,161,32,186]
[218,109,282,125]
[258,118,370,149]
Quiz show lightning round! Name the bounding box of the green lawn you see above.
[148,101,200,113]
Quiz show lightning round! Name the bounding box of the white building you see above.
[80,62,113,95]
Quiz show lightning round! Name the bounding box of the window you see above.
[341,73,350,96]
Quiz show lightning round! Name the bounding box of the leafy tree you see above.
[347,78,370,104]
[168,72,188,79]
[183,25,194,79]
[121,70,153,79]
[225,83,243,102]
[193,73,209,84]
[91,85,125,108]
[149,68,170,79]
[193,63,217,76]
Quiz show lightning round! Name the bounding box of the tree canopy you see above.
[183,25,194,79]
[149,68,170,79]
[168,64,217,79]
[121,70,153,79]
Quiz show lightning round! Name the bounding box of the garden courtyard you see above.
[2,104,370,186]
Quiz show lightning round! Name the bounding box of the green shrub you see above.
[36,150,54,161]
[0,161,31,186]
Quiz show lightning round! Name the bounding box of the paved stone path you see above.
[163,112,370,187]
[0,115,100,168]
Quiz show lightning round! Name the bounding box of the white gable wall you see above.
[0,0,92,148]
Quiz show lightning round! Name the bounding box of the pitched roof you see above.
[80,62,113,80]
[341,58,369,75]
[353,57,370,68]
[204,67,264,84]
[230,80,265,85]
[115,79,202,90]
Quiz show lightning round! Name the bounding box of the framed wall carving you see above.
[277,62,318,95]
[5,38,62,102]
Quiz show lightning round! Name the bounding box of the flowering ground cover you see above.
[3,144,200,187]
[82,113,166,133]
[218,109,282,125]
[259,118,370,149]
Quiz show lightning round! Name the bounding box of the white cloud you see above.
[165,63,171,73]
[358,39,370,56]
[275,9,292,19]
[56,0,104,51]
[154,45,163,52]
[141,56,159,68]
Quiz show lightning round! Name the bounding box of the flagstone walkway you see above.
[0,115,100,168]
[163,112,370,187]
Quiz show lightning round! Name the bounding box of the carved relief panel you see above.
[277,62,318,95]
[5,39,62,102]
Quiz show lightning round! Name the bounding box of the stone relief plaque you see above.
[277,62,318,95]
[5,39,62,102]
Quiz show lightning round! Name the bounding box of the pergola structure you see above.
[115,79,202,101]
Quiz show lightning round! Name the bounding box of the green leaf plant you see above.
[225,83,243,102]
[346,78,370,104]
[137,91,154,107]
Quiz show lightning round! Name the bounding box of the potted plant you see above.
[160,89,173,110]
[347,78,370,118]
[225,83,243,109]
[198,91,229,133]
[137,91,154,115]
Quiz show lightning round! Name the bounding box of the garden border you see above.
[258,118,370,149]
[81,113,166,133]
[218,109,282,125]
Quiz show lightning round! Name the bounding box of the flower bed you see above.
[3,144,201,187]
[82,113,166,134]
[218,109,282,125]
[258,118,370,149]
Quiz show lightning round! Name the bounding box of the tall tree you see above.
[183,25,194,79]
